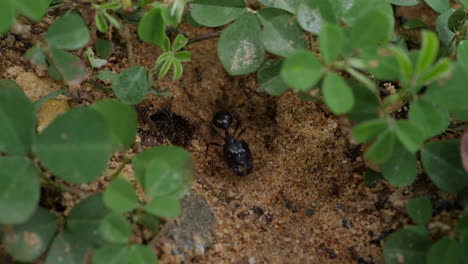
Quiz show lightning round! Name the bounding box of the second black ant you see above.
[210,110,253,176]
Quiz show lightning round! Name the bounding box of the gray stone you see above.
[157,190,216,258]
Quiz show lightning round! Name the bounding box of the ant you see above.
[210,110,253,176]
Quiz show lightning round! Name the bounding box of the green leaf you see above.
[159,56,173,79]
[384,227,431,264]
[352,119,388,144]
[217,13,265,75]
[390,0,421,5]
[425,0,450,14]
[174,51,191,62]
[91,99,137,151]
[457,40,468,72]
[0,157,39,224]
[47,64,62,81]
[453,109,468,122]
[172,34,188,52]
[132,145,193,194]
[189,0,246,27]
[424,64,468,112]
[137,7,166,46]
[436,9,456,48]
[33,107,113,183]
[421,140,468,193]
[95,12,109,33]
[364,129,396,164]
[144,158,186,198]
[95,2,121,9]
[103,177,138,213]
[67,194,109,245]
[390,45,413,81]
[448,8,466,32]
[348,85,380,122]
[134,213,159,233]
[363,169,382,187]
[24,44,47,66]
[281,50,322,91]
[113,66,150,105]
[459,213,468,236]
[257,60,288,96]
[116,8,145,25]
[407,197,432,226]
[416,31,439,74]
[103,12,121,29]
[155,52,170,68]
[296,0,337,34]
[362,47,400,81]
[46,232,93,264]
[349,9,391,48]
[258,8,307,57]
[342,0,394,29]
[3,207,57,262]
[462,236,468,264]
[408,100,450,138]
[427,237,462,264]
[0,80,35,155]
[93,245,129,264]
[319,23,345,63]
[45,11,90,50]
[462,0,468,8]
[258,0,301,14]
[0,0,15,36]
[403,18,431,30]
[86,46,107,69]
[49,47,87,85]
[99,212,131,243]
[129,245,157,264]
[187,9,203,28]
[161,37,170,53]
[322,73,354,115]
[395,120,426,153]
[96,38,113,59]
[97,70,118,84]
[161,6,178,26]
[172,59,183,80]
[145,197,181,218]
[418,58,452,85]
[382,143,417,187]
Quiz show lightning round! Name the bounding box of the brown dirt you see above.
[0,2,463,264]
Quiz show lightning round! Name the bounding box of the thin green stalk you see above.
[110,155,132,180]
[346,67,376,92]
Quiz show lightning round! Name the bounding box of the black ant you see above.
[210,110,253,176]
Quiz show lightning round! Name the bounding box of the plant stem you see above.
[110,155,132,180]
[40,172,79,195]
[187,31,221,46]
[346,67,376,92]
[119,24,137,66]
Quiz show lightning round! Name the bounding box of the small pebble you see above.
[342,219,352,229]
[305,209,314,216]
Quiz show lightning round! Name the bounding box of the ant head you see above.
[212,110,232,130]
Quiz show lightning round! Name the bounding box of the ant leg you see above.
[236,127,248,138]
[210,125,224,138]
[233,119,241,136]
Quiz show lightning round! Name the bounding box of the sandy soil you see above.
[0,2,463,263]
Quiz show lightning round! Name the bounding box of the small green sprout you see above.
[93,1,122,32]
[152,34,191,80]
